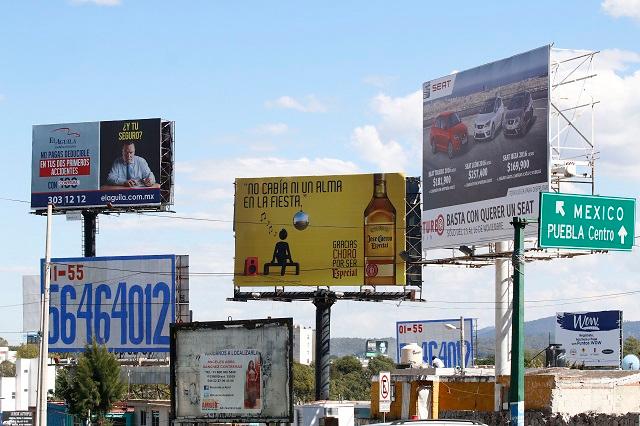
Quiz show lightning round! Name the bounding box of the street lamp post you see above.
[445,316,466,375]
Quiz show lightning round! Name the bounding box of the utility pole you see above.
[509,217,527,426]
[37,204,53,426]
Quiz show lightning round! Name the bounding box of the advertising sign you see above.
[31,118,168,211]
[396,319,475,368]
[41,255,180,353]
[539,192,635,251]
[378,371,391,413]
[422,46,550,249]
[365,340,390,358]
[556,310,622,368]
[234,173,406,286]
[2,411,34,426]
[171,318,293,423]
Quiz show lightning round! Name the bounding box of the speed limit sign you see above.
[379,371,391,412]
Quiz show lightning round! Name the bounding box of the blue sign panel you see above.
[41,255,176,353]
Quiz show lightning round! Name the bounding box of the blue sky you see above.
[1,0,639,344]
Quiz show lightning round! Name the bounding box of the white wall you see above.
[294,325,314,366]
[0,377,16,412]
[15,358,55,410]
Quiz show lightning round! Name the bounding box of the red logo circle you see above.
[366,263,379,277]
[436,214,445,236]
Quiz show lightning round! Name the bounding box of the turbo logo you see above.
[423,214,445,236]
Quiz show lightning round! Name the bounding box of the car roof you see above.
[436,111,455,117]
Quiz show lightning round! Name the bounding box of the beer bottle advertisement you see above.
[233,173,406,287]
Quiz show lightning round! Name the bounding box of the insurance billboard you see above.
[422,46,550,249]
[234,173,406,286]
[556,310,622,368]
[31,118,173,211]
[396,318,475,368]
[171,318,293,424]
[41,254,189,353]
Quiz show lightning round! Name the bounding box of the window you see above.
[140,410,147,426]
[11,392,15,399]
[151,410,160,426]
[23,370,28,373]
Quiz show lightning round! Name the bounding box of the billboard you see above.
[234,173,406,286]
[31,118,174,211]
[2,411,34,426]
[396,318,475,368]
[41,255,189,353]
[422,46,550,249]
[170,318,293,424]
[365,339,390,358]
[555,310,622,368]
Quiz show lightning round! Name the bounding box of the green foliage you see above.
[624,336,640,357]
[16,344,39,359]
[292,362,315,403]
[366,355,395,376]
[524,349,544,368]
[476,355,495,366]
[0,337,8,347]
[129,384,169,400]
[329,355,395,401]
[55,341,126,423]
[0,360,15,377]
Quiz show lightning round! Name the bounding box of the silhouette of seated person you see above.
[264,228,300,276]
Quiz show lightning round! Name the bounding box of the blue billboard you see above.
[41,255,177,353]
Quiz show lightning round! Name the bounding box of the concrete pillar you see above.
[494,240,512,410]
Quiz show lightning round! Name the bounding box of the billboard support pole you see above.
[82,210,97,257]
[494,240,511,410]
[509,217,527,426]
[37,203,53,426]
[313,290,336,400]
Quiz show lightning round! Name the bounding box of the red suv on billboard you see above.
[429,111,468,158]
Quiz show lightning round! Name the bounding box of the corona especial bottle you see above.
[364,173,396,285]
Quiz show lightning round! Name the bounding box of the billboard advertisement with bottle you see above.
[422,46,550,249]
[233,173,406,286]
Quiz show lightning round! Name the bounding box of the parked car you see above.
[504,91,534,137]
[429,111,468,158]
[473,96,504,141]
[372,420,488,426]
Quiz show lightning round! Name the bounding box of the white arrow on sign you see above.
[555,201,565,217]
[618,226,627,244]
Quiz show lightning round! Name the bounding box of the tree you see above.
[0,360,15,377]
[330,356,368,401]
[624,336,640,357]
[292,362,315,403]
[0,337,8,347]
[55,341,126,424]
[366,355,395,376]
[16,344,39,359]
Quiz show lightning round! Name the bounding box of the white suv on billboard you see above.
[473,96,504,141]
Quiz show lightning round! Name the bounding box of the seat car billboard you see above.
[31,118,173,211]
[233,173,406,286]
[170,318,293,424]
[556,310,622,368]
[422,46,550,249]
[41,254,189,353]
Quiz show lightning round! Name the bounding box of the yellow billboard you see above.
[234,173,406,287]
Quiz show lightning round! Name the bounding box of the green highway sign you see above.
[539,192,636,251]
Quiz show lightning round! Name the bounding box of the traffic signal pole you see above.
[509,217,527,426]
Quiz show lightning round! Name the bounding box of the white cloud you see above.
[371,90,422,140]
[252,123,289,135]
[265,95,327,113]
[351,125,408,172]
[602,0,640,21]
[71,0,121,5]
[363,75,397,88]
